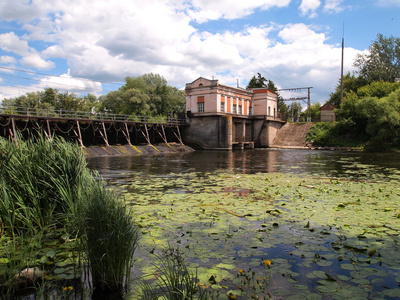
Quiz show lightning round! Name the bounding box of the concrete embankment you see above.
[270,122,315,149]
[83,143,194,156]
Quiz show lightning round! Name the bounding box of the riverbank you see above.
[83,143,194,156]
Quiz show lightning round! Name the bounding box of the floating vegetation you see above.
[113,170,400,298]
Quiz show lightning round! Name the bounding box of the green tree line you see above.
[308,33,400,150]
[1,73,186,118]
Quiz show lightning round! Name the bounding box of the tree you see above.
[99,74,185,117]
[354,34,400,83]
[328,73,369,108]
[301,102,321,122]
[247,73,288,119]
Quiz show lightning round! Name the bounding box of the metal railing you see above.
[0,106,186,125]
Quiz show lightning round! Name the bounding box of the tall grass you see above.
[132,247,208,300]
[0,134,88,235]
[0,134,140,297]
[80,178,140,295]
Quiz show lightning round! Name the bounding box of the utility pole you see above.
[340,23,344,105]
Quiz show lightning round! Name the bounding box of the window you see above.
[268,106,271,116]
[233,104,237,114]
[220,102,225,112]
[198,102,205,112]
[238,105,242,115]
[197,96,205,112]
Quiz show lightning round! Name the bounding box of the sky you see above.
[0,0,399,105]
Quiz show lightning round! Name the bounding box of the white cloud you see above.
[39,70,102,93]
[0,56,16,64]
[299,0,321,18]
[375,0,400,7]
[187,0,291,23]
[0,32,31,56]
[0,0,366,103]
[0,1,43,21]
[21,53,55,70]
[323,0,345,13]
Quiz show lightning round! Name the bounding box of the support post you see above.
[46,119,52,141]
[157,125,168,144]
[11,117,18,146]
[122,122,132,145]
[139,124,151,145]
[99,121,109,146]
[172,125,184,145]
[76,121,84,147]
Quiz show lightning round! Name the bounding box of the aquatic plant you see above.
[0,134,89,235]
[130,247,208,300]
[1,134,140,298]
[115,169,400,298]
[80,178,140,295]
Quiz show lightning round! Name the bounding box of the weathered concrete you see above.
[83,143,194,156]
[181,114,284,150]
[270,122,314,149]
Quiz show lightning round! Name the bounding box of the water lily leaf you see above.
[383,288,400,297]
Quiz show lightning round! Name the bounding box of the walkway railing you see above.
[0,106,186,125]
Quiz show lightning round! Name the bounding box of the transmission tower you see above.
[277,87,313,122]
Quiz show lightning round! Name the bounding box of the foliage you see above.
[99,73,185,117]
[305,121,367,147]
[286,102,302,122]
[116,168,400,299]
[354,34,400,83]
[80,178,140,295]
[357,80,400,98]
[301,102,321,122]
[0,134,89,235]
[132,247,207,300]
[2,88,99,114]
[334,84,400,150]
[328,72,369,108]
[0,135,139,297]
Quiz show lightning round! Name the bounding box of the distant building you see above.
[320,102,336,122]
[182,77,283,150]
[185,77,278,119]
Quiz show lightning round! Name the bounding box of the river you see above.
[86,149,400,299]
[86,149,400,180]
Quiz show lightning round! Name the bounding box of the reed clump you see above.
[0,134,88,235]
[133,247,208,300]
[80,178,140,296]
[0,135,140,298]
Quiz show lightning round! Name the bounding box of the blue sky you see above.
[0,0,399,105]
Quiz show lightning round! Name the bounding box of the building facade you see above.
[320,102,336,122]
[185,77,278,119]
[182,77,283,150]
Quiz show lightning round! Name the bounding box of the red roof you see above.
[320,102,336,111]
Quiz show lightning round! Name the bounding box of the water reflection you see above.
[86,149,400,181]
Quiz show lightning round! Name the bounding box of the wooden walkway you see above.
[0,106,187,147]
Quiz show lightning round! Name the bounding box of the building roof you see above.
[320,102,336,111]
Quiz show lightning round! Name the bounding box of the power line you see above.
[0,72,106,93]
[0,66,124,86]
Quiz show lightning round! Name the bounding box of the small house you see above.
[320,102,336,122]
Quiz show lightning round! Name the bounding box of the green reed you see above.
[1,134,140,297]
[0,134,88,235]
[80,178,140,295]
[132,247,208,300]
